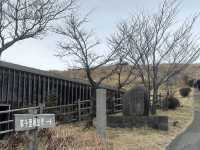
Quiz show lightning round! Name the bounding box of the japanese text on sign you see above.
[15,114,55,131]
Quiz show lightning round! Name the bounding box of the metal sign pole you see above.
[28,108,38,150]
[14,104,55,150]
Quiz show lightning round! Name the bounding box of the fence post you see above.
[39,103,44,114]
[8,105,11,133]
[112,97,115,113]
[78,99,81,121]
[28,108,38,150]
[96,88,107,142]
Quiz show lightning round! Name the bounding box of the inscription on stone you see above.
[123,85,148,116]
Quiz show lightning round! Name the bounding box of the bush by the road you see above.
[164,95,180,110]
[179,87,191,97]
[187,79,195,87]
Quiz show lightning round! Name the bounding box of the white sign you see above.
[15,114,55,131]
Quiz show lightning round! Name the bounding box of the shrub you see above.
[179,87,191,97]
[187,79,195,87]
[164,95,180,110]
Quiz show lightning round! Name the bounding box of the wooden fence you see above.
[0,61,124,109]
[0,96,123,135]
[150,94,169,110]
[0,61,124,135]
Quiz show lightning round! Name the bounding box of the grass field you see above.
[106,95,193,150]
[38,92,193,150]
[0,91,193,150]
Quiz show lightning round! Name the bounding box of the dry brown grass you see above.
[51,63,200,89]
[38,124,108,150]
[72,94,192,150]
[106,95,193,150]
[0,91,193,150]
[36,94,192,150]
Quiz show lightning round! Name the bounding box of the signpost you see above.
[15,114,55,131]
[14,110,55,150]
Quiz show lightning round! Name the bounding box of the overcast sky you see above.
[2,0,200,71]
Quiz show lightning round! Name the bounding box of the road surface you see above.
[167,89,200,150]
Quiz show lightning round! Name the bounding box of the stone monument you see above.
[122,85,148,116]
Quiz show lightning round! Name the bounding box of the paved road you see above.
[167,89,200,150]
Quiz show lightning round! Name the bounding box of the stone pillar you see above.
[96,89,107,141]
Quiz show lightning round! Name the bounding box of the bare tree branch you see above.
[55,14,123,89]
[0,0,76,56]
[111,0,200,114]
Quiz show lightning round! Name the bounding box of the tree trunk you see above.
[153,88,158,103]
[151,87,158,114]
[91,86,97,119]
[144,87,150,116]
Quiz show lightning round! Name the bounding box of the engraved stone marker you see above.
[123,85,148,116]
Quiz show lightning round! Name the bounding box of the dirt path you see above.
[166,89,200,150]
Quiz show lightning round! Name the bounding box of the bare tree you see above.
[0,0,76,57]
[113,59,138,90]
[108,26,140,91]
[55,14,122,125]
[111,0,200,114]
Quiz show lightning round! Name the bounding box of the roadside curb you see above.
[166,88,196,150]
[165,115,194,150]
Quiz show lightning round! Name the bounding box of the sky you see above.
[2,0,200,71]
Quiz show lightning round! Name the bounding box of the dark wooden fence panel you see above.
[0,61,124,135]
[0,62,124,113]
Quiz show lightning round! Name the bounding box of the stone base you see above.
[107,116,168,131]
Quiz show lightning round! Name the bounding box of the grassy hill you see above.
[49,64,200,89]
